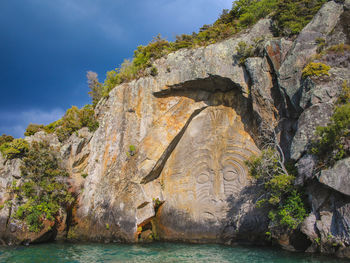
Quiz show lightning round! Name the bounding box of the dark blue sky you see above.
[0,0,232,137]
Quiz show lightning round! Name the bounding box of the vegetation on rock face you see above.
[89,0,327,100]
[11,141,73,232]
[24,124,45,137]
[246,119,308,231]
[21,104,99,142]
[0,138,29,160]
[312,81,350,167]
[236,41,255,65]
[272,0,327,36]
[247,149,307,230]
[326,43,350,54]
[87,71,103,108]
[0,134,14,148]
[127,145,136,157]
[302,62,331,78]
[32,105,99,142]
[54,105,98,142]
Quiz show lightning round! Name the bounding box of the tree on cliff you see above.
[247,119,307,231]
[87,71,102,107]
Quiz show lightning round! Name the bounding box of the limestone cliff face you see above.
[73,18,272,243]
[0,0,350,258]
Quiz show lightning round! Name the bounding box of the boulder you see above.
[291,103,333,161]
[319,157,350,196]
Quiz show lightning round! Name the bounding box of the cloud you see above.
[0,108,65,138]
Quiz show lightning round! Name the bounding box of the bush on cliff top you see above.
[272,0,327,36]
[28,105,99,142]
[0,134,14,147]
[54,105,99,142]
[24,123,45,137]
[0,138,29,160]
[94,0,326,100]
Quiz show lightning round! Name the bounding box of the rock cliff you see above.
[1,0,350,258]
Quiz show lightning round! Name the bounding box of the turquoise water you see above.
[0,242,348,263]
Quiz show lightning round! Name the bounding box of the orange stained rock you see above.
[102,143,111,174]
[266,44,281,70]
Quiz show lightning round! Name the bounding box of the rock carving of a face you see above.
[162,106,259,224]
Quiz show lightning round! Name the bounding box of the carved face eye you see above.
[196,173,210,184]
[223,169,238,181]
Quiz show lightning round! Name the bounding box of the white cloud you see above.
[0,108,65,138]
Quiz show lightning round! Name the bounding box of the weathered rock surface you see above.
[245,57,277,128]
[319,157,350,196]
[156,105,261,241]
[278,1,344,112]
[0,0,350,259]
[71,19,273,243]
[291,103,333,161]
[305,182,350,254]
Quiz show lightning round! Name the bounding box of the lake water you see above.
[0,242,348,263]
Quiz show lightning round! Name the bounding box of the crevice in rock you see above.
[5,204,12,230]
[136,200,164,242]
[153,74,242,97]
[140,106,207,184]
[137,201,149,209]
[32,228,57,244]
[265,53,299,161]
[65,205,74,239]
[290,230,313,252]
[72,153,89,168]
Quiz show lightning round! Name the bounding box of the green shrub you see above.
[236,41,254,65]
[55,106,81,142]
[13,141,73,232]
[311,81,350,167]
[0,139,29,160]
[302,62,331,78]
[24,123,44,136]
[102,69,122,97]
[312,103,350,167]
[0,134,14,147]
[272,0,327,36]
[337,81,350,105]
[127,145,136,157]
[50,105,98,142]
[44,119,63,134]
[236,0,278,27]
[247,148,307,230]
[277,190,307,229]
[79,105,99,132]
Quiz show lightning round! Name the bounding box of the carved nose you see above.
[209,170,224,201]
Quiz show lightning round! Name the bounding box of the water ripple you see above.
[0,242,348,263]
